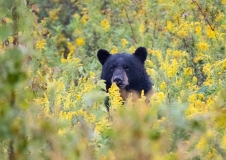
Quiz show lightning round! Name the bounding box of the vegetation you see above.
[1,0,226,159]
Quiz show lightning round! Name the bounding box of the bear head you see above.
[97,47,149,93]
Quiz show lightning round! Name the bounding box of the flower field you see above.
[1,0,226,159]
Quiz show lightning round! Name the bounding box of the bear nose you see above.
[113,76,123,84]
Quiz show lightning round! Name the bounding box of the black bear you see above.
[97,47,153,110]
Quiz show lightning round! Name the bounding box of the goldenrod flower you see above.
[177,29,188,37]
[80,14,89,24]
[101,19,110,31]
[76,37,85,46]
[139,22,145,34]
[111,46,118,54]
[35,39,46,51]
[129,46,136,53]
[206,26,215,38]
[184,67,193,76]
[195,25,202,35]
[196,41,209,51]
[160,82,166,90]
[222,59,226,69]
[166,21,173,31]
[67,41,76,52]
[49,8,60,20]
[121,38,128,48]
[108,82,123,110]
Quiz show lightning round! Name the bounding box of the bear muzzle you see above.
[111,69,129,89]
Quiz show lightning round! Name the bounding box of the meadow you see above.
[1,0,226,159]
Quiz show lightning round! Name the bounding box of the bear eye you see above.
[110,65,115,72]
[123,65,129,71]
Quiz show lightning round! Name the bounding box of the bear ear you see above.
[134,47,147,63]
[97,49,111,65]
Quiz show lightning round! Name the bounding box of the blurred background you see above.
[1,0,226,159]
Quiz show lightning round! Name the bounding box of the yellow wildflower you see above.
[206,26,215,38]
[35,39,46,51]
[195,25,202,35]
[160,82,166,90]
[222,134,226,149]
[168,66,176,78]
[129,46,136,53]
[139,22,145,34]
[76,37,85,46]
[166,21,173,31]
[177,29,187,38]
[222,59,226,69]
[90,71,95,78]
[147,48,154,54]
[188,93,197,102]
[203,63,211,73]
[192,76,197,84]
[67,41,76,52]
[81,14,89,24]
[121,38,128,48]
[215,12,224,22]
[196,137,208,150]
[111,46,118,54]
[196,41,209,51]
[172,50,181,59]
[184,67,193,76]
[108,82,123,110]
[49,8,60,21]
[101,19,110,31]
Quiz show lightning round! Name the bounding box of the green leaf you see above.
[0,24,12,41]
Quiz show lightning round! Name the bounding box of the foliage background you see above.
[1,0,226,159]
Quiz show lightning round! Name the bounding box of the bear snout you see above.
[113,76,123,85]
[111,69,129,88]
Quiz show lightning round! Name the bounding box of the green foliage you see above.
[1,0,226,159]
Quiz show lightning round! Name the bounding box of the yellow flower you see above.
[166,21,173,31]
[203,63,211,73]
[121,38,128,48]
[188,93,197,102]
[206,26,215,38]
[49,8,60,20]
[139,22,145,34]
[172,50,181,59]
[111,46,118,54]
[168,66,176,78]
[195,25,202,35]
[222,134,226,149]
[76,37,85,46]
[160,82,166,90]
[67,41,76,52]
[196,41,209,51]
[90,71,95,78]
[35,39,46,51]
[81,14,89,24]
[129,46,136,53]
[101,19,110,31]
[192,76,197,84]
[108,82,123,110]
[222,59,226,69]
[196,137,207,150]
[177,29,187,38]
[215,12,224,22]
